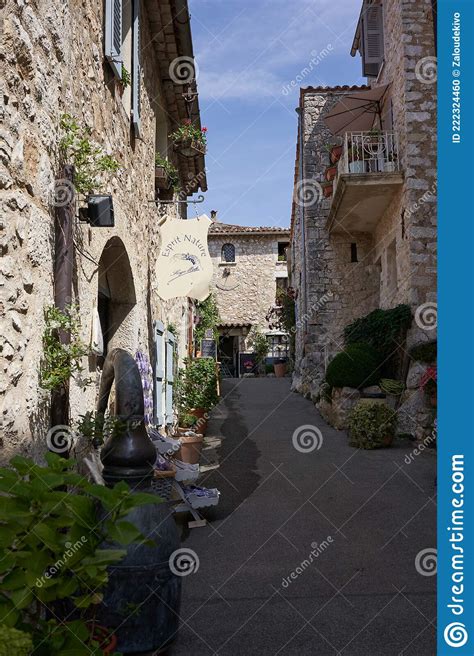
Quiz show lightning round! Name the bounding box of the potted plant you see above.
[248,329,269,376]
[420,365,437,407]
[321,181,333,198]
[155,153,180,191]
[325,165,337,182]
[0,452,161,655]
[169,120,207,156]
[176,357,218,434]
[273,357,287,378]
[348,400,397,449]
[347,145,365,174]
[330,144,343,164]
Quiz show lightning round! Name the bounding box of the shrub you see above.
[325,343,382,389]
[410,341,437,363]
[344,305,412,357]
[348,401,397,449]
[379,378,405,395]
[177,357,218,411]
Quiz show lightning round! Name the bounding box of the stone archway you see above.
[97,237,137,363]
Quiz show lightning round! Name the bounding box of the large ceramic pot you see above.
[189,407,208,435]
[273,360,287,378]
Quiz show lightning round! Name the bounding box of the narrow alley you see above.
[173,379,436,656]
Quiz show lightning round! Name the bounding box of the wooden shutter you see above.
[362,4,383,77]
[165,330,176,424]
[105,0,122,79]
[154,320,165,426]
[132,0,141,137]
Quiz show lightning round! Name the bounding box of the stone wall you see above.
[1,1,192,461]
[291,0,437,406]
[208,232,289,332]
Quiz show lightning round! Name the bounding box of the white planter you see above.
[384,161,396,172]
[349,160,365,173]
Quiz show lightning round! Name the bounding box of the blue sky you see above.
[188,0,365,227]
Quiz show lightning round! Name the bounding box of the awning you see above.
[323,84,391,136]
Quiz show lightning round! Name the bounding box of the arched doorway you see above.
[97,237,136,365]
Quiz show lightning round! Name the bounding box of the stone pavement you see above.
[170,378,436,656]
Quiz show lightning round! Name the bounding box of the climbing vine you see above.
[59,114,120,195]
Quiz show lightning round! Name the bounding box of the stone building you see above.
[207,214,290,376]
[290,0,436,434]
[1,0,207,460]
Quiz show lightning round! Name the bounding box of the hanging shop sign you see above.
[155,215,213,301]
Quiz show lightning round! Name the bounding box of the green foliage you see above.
[0,453,160,655]
[39,305,91,392]
[169,122,207,146]
[121,65,131,88]
[325,343,382,389]
[379,378,405,395]
[348,401,397,449]
[0,626,33,656]
[248,329,269,364]
[410,340,437,363]
[59,114,120,195]
[177,358,218,411]
[155,153,180,191]
[195,294,220,344]
[343,305,412,357]
[75,412,129,447]
[179,412,197,428]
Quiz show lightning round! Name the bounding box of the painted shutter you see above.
[105,0,122,79]
[362,4,383,77]
[132,0,141,138]
[165,331,176,424]
[154,320,165,426]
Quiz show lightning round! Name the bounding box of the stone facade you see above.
[290,0,437,406]
[1,0,206,461]
[207,220,290,372]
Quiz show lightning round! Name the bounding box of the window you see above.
[386,240,397,292]
[221,243,235,263]
[267,334,289,359]
[351,243,358,263]
[278,242,289,261]
[360,2,384,78]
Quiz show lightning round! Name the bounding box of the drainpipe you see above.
[295,107,308,334]
[51,164,75,448]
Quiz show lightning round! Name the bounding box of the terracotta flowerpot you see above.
[330,145,343,164]
[87,623,117,654]
[322,184,333,198]
[274,363,287,378]
[325,166,337,181]
[155,165,170,190]
[189,408,208,435]
[175,434,203,465]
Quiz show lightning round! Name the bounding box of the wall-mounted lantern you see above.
[79,195,115,227]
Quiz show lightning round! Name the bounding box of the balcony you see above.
[326,131,404,233]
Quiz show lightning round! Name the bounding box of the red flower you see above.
[201,127,208,132]
[420,365,437,389]
[183,118,192,125]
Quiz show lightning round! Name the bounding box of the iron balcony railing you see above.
[336,130,401,179]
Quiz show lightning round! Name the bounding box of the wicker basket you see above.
[151,467,176,500]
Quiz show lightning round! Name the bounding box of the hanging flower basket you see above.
[170,121,207,157]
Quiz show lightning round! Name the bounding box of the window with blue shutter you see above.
[132,0,141,137]
[105,0,123,79]
[165,331,176,425]
[154,320,165,425]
